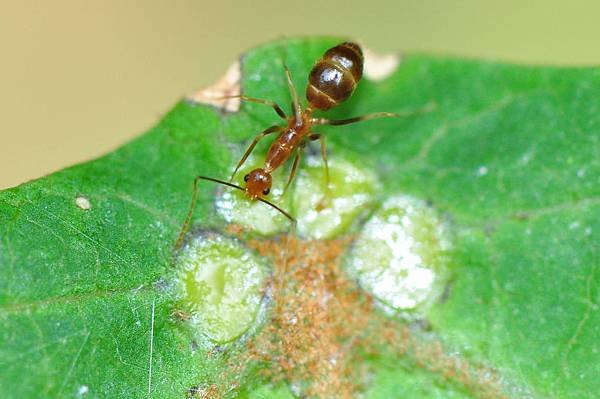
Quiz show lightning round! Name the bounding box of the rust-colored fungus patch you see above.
[197,234,508,398]
[247,236,369,398]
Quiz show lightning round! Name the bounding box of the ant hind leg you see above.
[312,102,436,126]
[312,112,397,126]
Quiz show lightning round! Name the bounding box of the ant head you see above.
[243,168,272,199]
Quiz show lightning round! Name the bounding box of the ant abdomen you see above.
[306,42,364,111]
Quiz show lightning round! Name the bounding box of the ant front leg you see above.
[283,147,303,194]
[175,175,203,250]
[230,125,284,181]
[309,133,332,211]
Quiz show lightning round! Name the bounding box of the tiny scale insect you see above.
[175,41,427,248]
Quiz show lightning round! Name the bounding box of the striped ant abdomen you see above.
[306,42,364,111]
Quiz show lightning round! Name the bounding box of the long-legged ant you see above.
[175,42,430,248]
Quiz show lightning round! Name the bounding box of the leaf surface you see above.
[1,38,598,398]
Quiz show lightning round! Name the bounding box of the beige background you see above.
[1,1,598,189]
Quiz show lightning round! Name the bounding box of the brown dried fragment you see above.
[188,60,241,112]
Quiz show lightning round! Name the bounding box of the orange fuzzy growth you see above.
[191,233,509,398]
[247,236,368,397]
[245,236,508,398]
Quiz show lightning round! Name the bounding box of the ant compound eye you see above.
[244,174,250,182]
[262,188,270,196]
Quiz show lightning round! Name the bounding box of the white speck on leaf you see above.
[76,385,89,397]
[75,196,91,210]
[477,166,489,176]
[520,150,534,165]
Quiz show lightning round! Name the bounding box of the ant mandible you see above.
[175,42,423,248]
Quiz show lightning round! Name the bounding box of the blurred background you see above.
[1,1,598,189]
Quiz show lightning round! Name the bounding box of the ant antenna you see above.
[174,175,295,250]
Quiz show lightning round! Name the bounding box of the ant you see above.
[175,42,429,248]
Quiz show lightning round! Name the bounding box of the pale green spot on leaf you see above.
[292,155,379,239]
[176,233,268,343]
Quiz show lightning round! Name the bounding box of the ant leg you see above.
[309,133,332,210]
[208,95,287,119]
[309,133,330,193]
[311,102,436,126]
[284,65,302,121]
[284,148,302,194]
[313,112,395,126]
[175,175,203,250]
[230,125,283,181]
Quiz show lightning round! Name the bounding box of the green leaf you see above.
[1,37,598,398]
